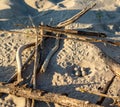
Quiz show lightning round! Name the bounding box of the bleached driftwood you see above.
[76,86,120,106]
[57,2,96,28]
[0,82,102,107]
[40,34,60,72]
[16,43,35,83]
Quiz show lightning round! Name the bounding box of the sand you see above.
[0,0,120,107]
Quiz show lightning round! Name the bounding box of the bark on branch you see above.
[39,25,120,47]
[0,82,102,107]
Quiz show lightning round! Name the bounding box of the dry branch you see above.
[96,75,116,105]
[76,87,120,106]
[16,43,35,83]
[0,27,107,38]
[57,2,96,27]
[7,48,35,83]
[29,16,39,107]
[0,82,102,107]
[40,34,60,73]
[39,25,120,46]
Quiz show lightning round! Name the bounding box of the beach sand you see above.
[0,0,120,107]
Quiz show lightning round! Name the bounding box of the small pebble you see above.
[12,103,16,107]
[75,70,81,76]
[81,67,87,76]
[85,101,90,104]
[82,70,87,76]
[74,67,78,71]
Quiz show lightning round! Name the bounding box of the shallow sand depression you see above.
[0,0,120,107]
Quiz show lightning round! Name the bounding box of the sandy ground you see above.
[0,0,120,107]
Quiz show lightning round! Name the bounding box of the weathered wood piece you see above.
[28,16,39,107]
[40,34,60,72]
[40,25,120,47]
[96,75,116,105]
[76,87,120,106]
[0,82,102,107]
[16,43,35,83]
[0,27,107,38]
[57,2,96,28]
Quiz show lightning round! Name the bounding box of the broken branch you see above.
[16,43,35,83]
[96,75,116,105]
[0,82,102,107]
[76,87,120,106]
[39,25,120,46]
[57,2,96,27]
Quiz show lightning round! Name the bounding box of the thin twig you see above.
[40,34,60,72]
[76,87,120,106]
[29,15,38,107]
[57,2,96,28]
[16,43,35,83]
[96,75,116,105]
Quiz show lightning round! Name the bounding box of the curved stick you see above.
[16,43,35,83]
[57,2,96,28]
[40,34,59,72]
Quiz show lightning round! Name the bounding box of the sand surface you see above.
[0,0,120,107]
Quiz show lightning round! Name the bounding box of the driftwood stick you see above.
[57,2,96,27]
[8,39,43,83]
[0,82,102,107]
[16,43,35,83]
[62,30,107,38]
[40,34,60,72]
[40,34,120,47]
[76,87,120,106]
[96,75,116,105]
[7,47,35,83]
[40,25,107,38]
[0,28,107,38]
[29,16,39,107]
[39,25,120,46]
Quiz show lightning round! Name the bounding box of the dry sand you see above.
[0,0,120,107]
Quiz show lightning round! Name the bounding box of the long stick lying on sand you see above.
[39,25,120,46]
[40,33,60,73]
[57,2,96,28]
[76,87,120,106]
[96,75,116,105]
[0,82,102,107]
[0,27,107,38]
[16,43,35,83]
